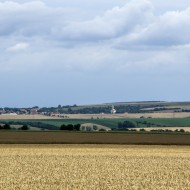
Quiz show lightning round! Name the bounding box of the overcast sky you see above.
[1,0,190,107]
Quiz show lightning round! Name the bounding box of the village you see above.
[0,105,117,117]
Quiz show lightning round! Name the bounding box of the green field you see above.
[1,117,190,130]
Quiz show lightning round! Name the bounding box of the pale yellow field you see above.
[0,145,189,190]
[1,112,190,120]
[134,127,190,132]
[0,114,54,120]
[63,112,190,119]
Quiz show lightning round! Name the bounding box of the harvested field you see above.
[0,145,189,190]
[2,112,190,120]
[0,132,190,145]
[134,127,190,132]
[0,114,53,120]
[61,112,190,119]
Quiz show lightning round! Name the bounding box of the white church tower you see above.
[111,105,116,114]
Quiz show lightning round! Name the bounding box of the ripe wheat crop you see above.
[0,145,189,190]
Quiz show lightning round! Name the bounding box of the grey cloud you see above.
[140,9,190,46]
[59,0,153,41]
[54,0,190,48]
[0,1,70,37]
[0,0,190,74]
[116,7,190,48]
[2,0,190,48]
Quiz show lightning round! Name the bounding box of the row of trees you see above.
[60,124,81,131]
[0,124,29,130]
[118,120,136,130]
[0,124,11,130]
[0,121,57,130]
[39,104,166,114]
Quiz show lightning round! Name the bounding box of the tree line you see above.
[60,124,81,131]
[38,104,166,114]
[0,124,29,130]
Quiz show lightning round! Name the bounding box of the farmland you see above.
[37,101,190,114]
[2,102,190,131]
[0,131,189,145]
[0,112,190,120]
[2,117,190,130]
[0,145,189,190]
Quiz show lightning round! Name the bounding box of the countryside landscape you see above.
[0,101,190,189]
[1,0,190,189]
[1,101,190,137]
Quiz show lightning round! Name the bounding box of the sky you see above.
[0,0,190,107]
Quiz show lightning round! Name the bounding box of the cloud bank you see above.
[0,0,190,106]
[0,0,189,73]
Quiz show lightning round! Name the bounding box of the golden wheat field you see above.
[0,145,189,190]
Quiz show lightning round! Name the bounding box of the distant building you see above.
[19,109,28,114]
[111,105,116,114]
[0,108,5,114]
[30,108,38,115]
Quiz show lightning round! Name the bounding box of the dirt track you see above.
[0,132,189,145]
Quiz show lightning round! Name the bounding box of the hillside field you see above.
[1,117,190,130]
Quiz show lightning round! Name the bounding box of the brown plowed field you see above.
[0,132,189,145]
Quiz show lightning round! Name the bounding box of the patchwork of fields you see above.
[0,145,189,190]
[2,117,190,129]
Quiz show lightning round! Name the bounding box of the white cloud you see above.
[115,7,190,48]
[1,0,190,48]
[0,1,73,37]
[0,1,46,12]
[58,0,153,41]
[7,42,29,52]
[0,0,190,75]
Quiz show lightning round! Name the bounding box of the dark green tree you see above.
[21,125,29,130]
[118,120,136,129]
[3,124,11,130]
[74,124,81,131]
[60,124,74,130]
[60,124,66,130]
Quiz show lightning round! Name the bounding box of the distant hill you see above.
[38,101,190,114]
[1,101,190,115]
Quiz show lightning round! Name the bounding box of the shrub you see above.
[93,125,98,131]
[60,124,73,130]
[21,125,29,130]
